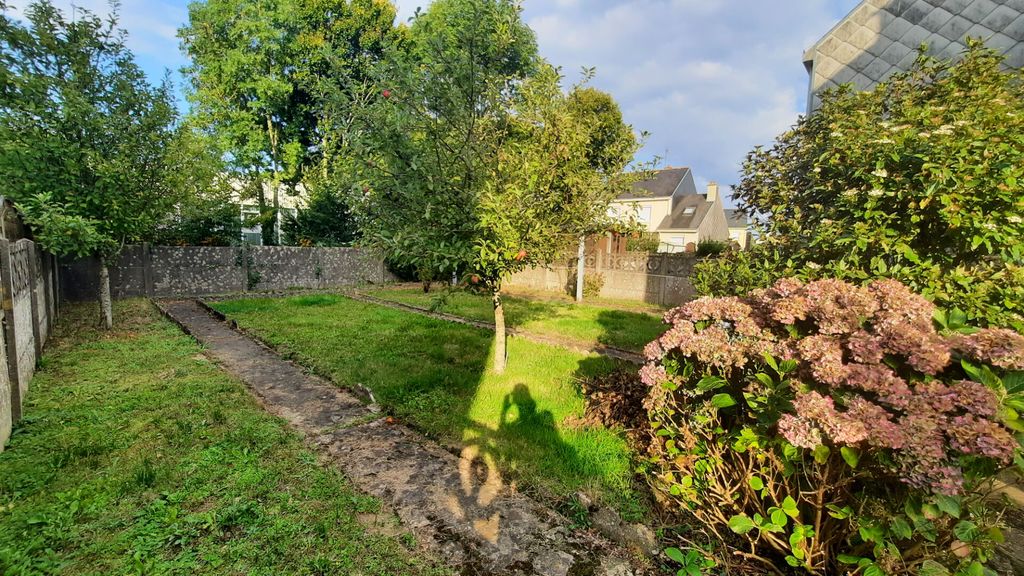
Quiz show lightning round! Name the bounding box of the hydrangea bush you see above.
[643,277,1024,575]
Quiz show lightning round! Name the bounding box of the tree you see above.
[154,127,242,247]
[282,182,359,246]
[0,1,179,328]
[695,43,1024,331]
[564,83,639,302]
[180,0,398,245]
[347,0,641,372]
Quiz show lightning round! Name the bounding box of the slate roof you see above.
[657,193,712,231]
[725,209,750,228]
[805,0,1024,111]
[615,167,692,200]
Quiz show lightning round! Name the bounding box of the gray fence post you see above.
[27,244,42,360]
[0,239,22,423]
[142,242,154,297]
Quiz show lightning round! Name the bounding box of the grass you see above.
[210,294,649,520]
[366,285,668,353]
[0,300,448,576]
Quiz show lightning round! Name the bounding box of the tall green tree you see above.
[347,0,641,372]
[155,128,242,246]
[0,1,179,328]
[179,0,397,245]
[694,43,1024,330]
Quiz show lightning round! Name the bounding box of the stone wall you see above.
[506,251,698,307]
[60,244,389,301]
[0,238,58,453]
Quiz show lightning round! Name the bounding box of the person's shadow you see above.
[447,384,580,544]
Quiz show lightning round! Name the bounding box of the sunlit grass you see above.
[367,285,668,353]
[211,294,648,519]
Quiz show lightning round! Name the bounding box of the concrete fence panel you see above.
[59,244,390,302]
[0,238,58,452]
[150,246,246,297]
[506,251,698,307]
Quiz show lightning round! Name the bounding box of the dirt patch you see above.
[566,369,648,448]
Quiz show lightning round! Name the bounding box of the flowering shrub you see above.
[642,277,1024,575]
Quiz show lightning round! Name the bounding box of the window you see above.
[682,207,696,216]
[639,206,652,223]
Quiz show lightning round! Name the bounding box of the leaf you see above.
[710,393,736,409]
[781,496,799,518]
[863,564,886,576]
[771,508,787,527]
[836,554,863,565]
[664,547,686,564]
[917,560,951,576]
[812,444,830,464]
[748,476,764,491]
[840,446,859,468]
[1003,371,1024,394]
[954,520,980,543]
[727,514,755,535]
[696,375,726,392]
[934,495,961,518]
[889,516,912,540]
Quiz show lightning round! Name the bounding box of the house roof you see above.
[656,193,711,231]
[725,209,750,228]
[615,167,692,201]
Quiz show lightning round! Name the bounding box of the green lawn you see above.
[366,285,668,353]
[0,300,448,576]
[210,294,648,520]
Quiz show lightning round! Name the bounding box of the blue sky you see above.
[6,0,861,193]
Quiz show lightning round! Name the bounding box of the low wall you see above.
[506,251,698,307]
[60,244,390,301]
[0,238,58,452]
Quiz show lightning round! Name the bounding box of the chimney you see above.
[706,181,719,203]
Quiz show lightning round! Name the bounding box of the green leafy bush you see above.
[641,277,1024,575]
[626,232,660,253]
[584,272,605,298]
[695,238,728,258]
[696,43,1024,331]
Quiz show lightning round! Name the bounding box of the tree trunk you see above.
[98,262,112,330]
[493,288,507,374]
[575,236,586,303]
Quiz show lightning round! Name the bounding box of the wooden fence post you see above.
[0,239,22,423]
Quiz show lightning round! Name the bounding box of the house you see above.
[726,209,753,250]
[607,167,733,253]
[803,0,1024,112]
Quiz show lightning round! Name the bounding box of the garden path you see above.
[155,299,635,576]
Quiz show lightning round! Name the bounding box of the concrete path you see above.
[156,299,635,576]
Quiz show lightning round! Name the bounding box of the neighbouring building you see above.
[804,0,1024,112]
[607,167,734,253]
[726,209,753,250]
[231,181,306,245]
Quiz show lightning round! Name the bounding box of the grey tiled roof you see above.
[805,0,1024,111]
[657,194,711,231]
[615,167,692,200]
[725,209,750,228]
